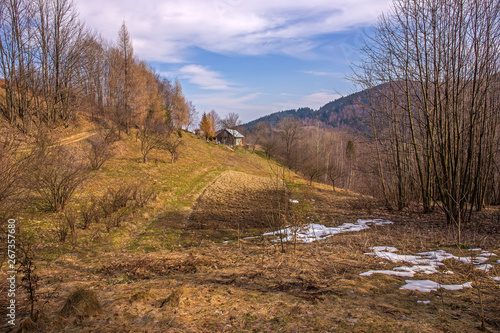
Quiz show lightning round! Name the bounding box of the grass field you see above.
[0,126,499,332]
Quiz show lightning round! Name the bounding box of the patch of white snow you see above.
[400,280,472,292]
[262,219,393,243]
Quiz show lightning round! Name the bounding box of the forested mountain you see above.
[244,88,371,130]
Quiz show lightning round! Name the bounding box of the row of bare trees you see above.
[0,0,195,134]
[354,0,500,227]
[248,118,357,191]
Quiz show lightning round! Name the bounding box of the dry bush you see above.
[63,210,78,247]
[105,208,129,231]
[60,288,102,318]
[86,126,120,171]
[54,219,69,243]
[80,197,100,229]
[0,129,30,220]
[133,186,158,208]
[29,143,89,212]
[99,183,137,217]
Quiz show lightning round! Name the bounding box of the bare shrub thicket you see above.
[93,183,157,231]
[29,144,89,212]
[86,126,120,170]
[0,130,29,221]
[80,197,100,229]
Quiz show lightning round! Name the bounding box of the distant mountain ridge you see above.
[244,88,370,130]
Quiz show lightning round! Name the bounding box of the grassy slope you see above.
[1,124,499,332]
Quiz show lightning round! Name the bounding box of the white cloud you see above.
[302,70,344,78]
[272,91,342,111]
[77,0,392,62]
[179,65,232,90]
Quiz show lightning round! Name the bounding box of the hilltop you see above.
[0,122,499,332]
[244,87,370,130]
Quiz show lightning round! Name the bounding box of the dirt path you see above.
[57,130,98,145]
[17,130,98,152]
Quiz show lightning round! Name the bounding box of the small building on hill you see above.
[216,129,244,146]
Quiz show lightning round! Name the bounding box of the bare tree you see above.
[115,22,134,133]
[248,122,269,153]
[161,127,183,163]
[185,100,198,131]
[137,118,164,163]
[209,109,222,133]
[354,0,500,230]
[86,126,120,170]
[221,112,242,129]
[276,117,303,168]
[0,0,37,132]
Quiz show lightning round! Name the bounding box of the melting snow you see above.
[400,280,472,292]
[417,300,431,304]
[365,247,495,271]
[262,219,393,243]
[476,264,494,272]
[360,264,439,278]
[361,246,498,292]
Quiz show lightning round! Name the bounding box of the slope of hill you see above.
[1,123,499,332]
[245,88,370,130]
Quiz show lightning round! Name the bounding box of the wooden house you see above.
[216,129,244,146]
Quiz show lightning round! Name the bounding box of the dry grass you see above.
[0,124,499,332]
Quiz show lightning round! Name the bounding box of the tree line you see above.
[247,118,359,192]
[353,0,500,230]
[0,0,195,134]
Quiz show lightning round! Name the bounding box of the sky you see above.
[76,0,393,123]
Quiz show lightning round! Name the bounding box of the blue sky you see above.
[77,0,392,123]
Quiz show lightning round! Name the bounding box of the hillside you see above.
[244,88,370,130]
[0,124,499,332]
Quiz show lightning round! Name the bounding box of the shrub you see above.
[86,127,120,171]
[80,197,100,229]
[29,145,89,212]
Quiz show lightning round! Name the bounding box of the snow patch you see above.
[400,280,472,292]
[361,246,498,291]
[263,219,393,243]
[476,264,494,272]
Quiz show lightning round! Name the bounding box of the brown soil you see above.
[187,171,285,231]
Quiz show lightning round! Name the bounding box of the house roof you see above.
[217,129,244,138]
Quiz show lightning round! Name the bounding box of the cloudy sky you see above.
[77,0,392,122]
